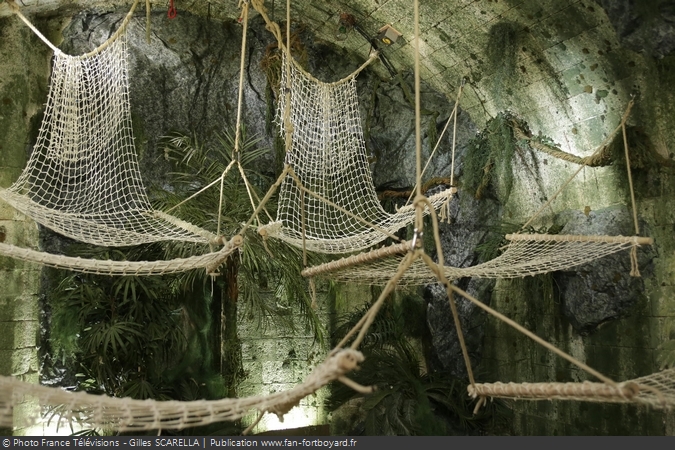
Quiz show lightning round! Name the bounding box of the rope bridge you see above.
[0,349,366,432]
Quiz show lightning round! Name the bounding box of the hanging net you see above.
[0,349,365,432]
[0,4,244,275]
[257,54,453,254]
[0,35,214,248]
[302,233,652,286]
[468,368,675,408]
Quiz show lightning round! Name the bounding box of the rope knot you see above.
[333,349,364,373]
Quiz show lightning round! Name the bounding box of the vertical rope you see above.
[216,172,226,238]
[233,0,250,159]
[449,81,463,188]
[622,122,640,236]
[442,81,464,222]
[408,81,464,207]
[218,0,248,236]
[146,0,151,43]
[413,0,425,235]
[420,196,477,388]
[413,1,422,198]
[622,120,641,277]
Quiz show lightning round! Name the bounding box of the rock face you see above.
[553,206,656,334]
[424,192,502,378]
[60,11,276,184]
[45,9,482,385]
[595,0,675,58]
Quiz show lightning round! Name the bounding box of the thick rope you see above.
[10,0,141,59]
[520,100,635,232]
[145,0,151,43]
[302,243,410,278]
[0,236,242,276]
[468,381,640,402]
[0,348,366,432]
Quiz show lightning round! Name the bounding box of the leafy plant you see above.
[462,112,528,202]
[48,266,227,405]
[157,127,326,341]
[43,126,323,434]
[330,297,505,435]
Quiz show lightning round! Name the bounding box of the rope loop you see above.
[168,0,177,19]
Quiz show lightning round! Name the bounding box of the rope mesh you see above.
[468,368,675,408]
[302,234,653,286]
[257,54,453,253]
[0,34,213,248]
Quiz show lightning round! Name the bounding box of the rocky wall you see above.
[479,4,675,435]
[0,15,50,435]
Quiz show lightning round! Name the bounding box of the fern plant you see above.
[43,126,324,435]
[330,296,506,435]
[156,127,327,396]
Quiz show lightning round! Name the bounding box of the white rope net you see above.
[0,349,364,432]
[303,233,652,287]
[0,34,214,248]
[468,368,675,409]
[0,236,241,276]
[257,54,453,254]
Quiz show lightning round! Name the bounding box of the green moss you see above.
[486,22,519,107]
[462,112,527,202]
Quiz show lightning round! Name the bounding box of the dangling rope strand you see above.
[419,194,476,387]
[621,114,642,277]
[413,0,422,200]
[449,79,465,189]
[412,0,426,236]
[439,80,464,222]
[407,80,464,209]
[146,0,152,43]
[233,0,250,160]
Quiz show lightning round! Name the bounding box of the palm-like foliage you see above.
[43,127,324,435]
[49,271,207,401]
[156,128,326,340]
[330,296,506,435]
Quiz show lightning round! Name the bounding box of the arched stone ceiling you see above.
[1,0,672,159]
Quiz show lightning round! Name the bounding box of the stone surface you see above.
[424,191,502,378]
[553,206,656,334]
[595,0,675,58]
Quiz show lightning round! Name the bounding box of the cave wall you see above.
[0,0,674,436]
[479,5,675,436]
[0,15,52,435]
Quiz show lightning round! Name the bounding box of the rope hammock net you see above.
[0,0,241,276]
[256,52,453,253]
[0,0,673,435]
